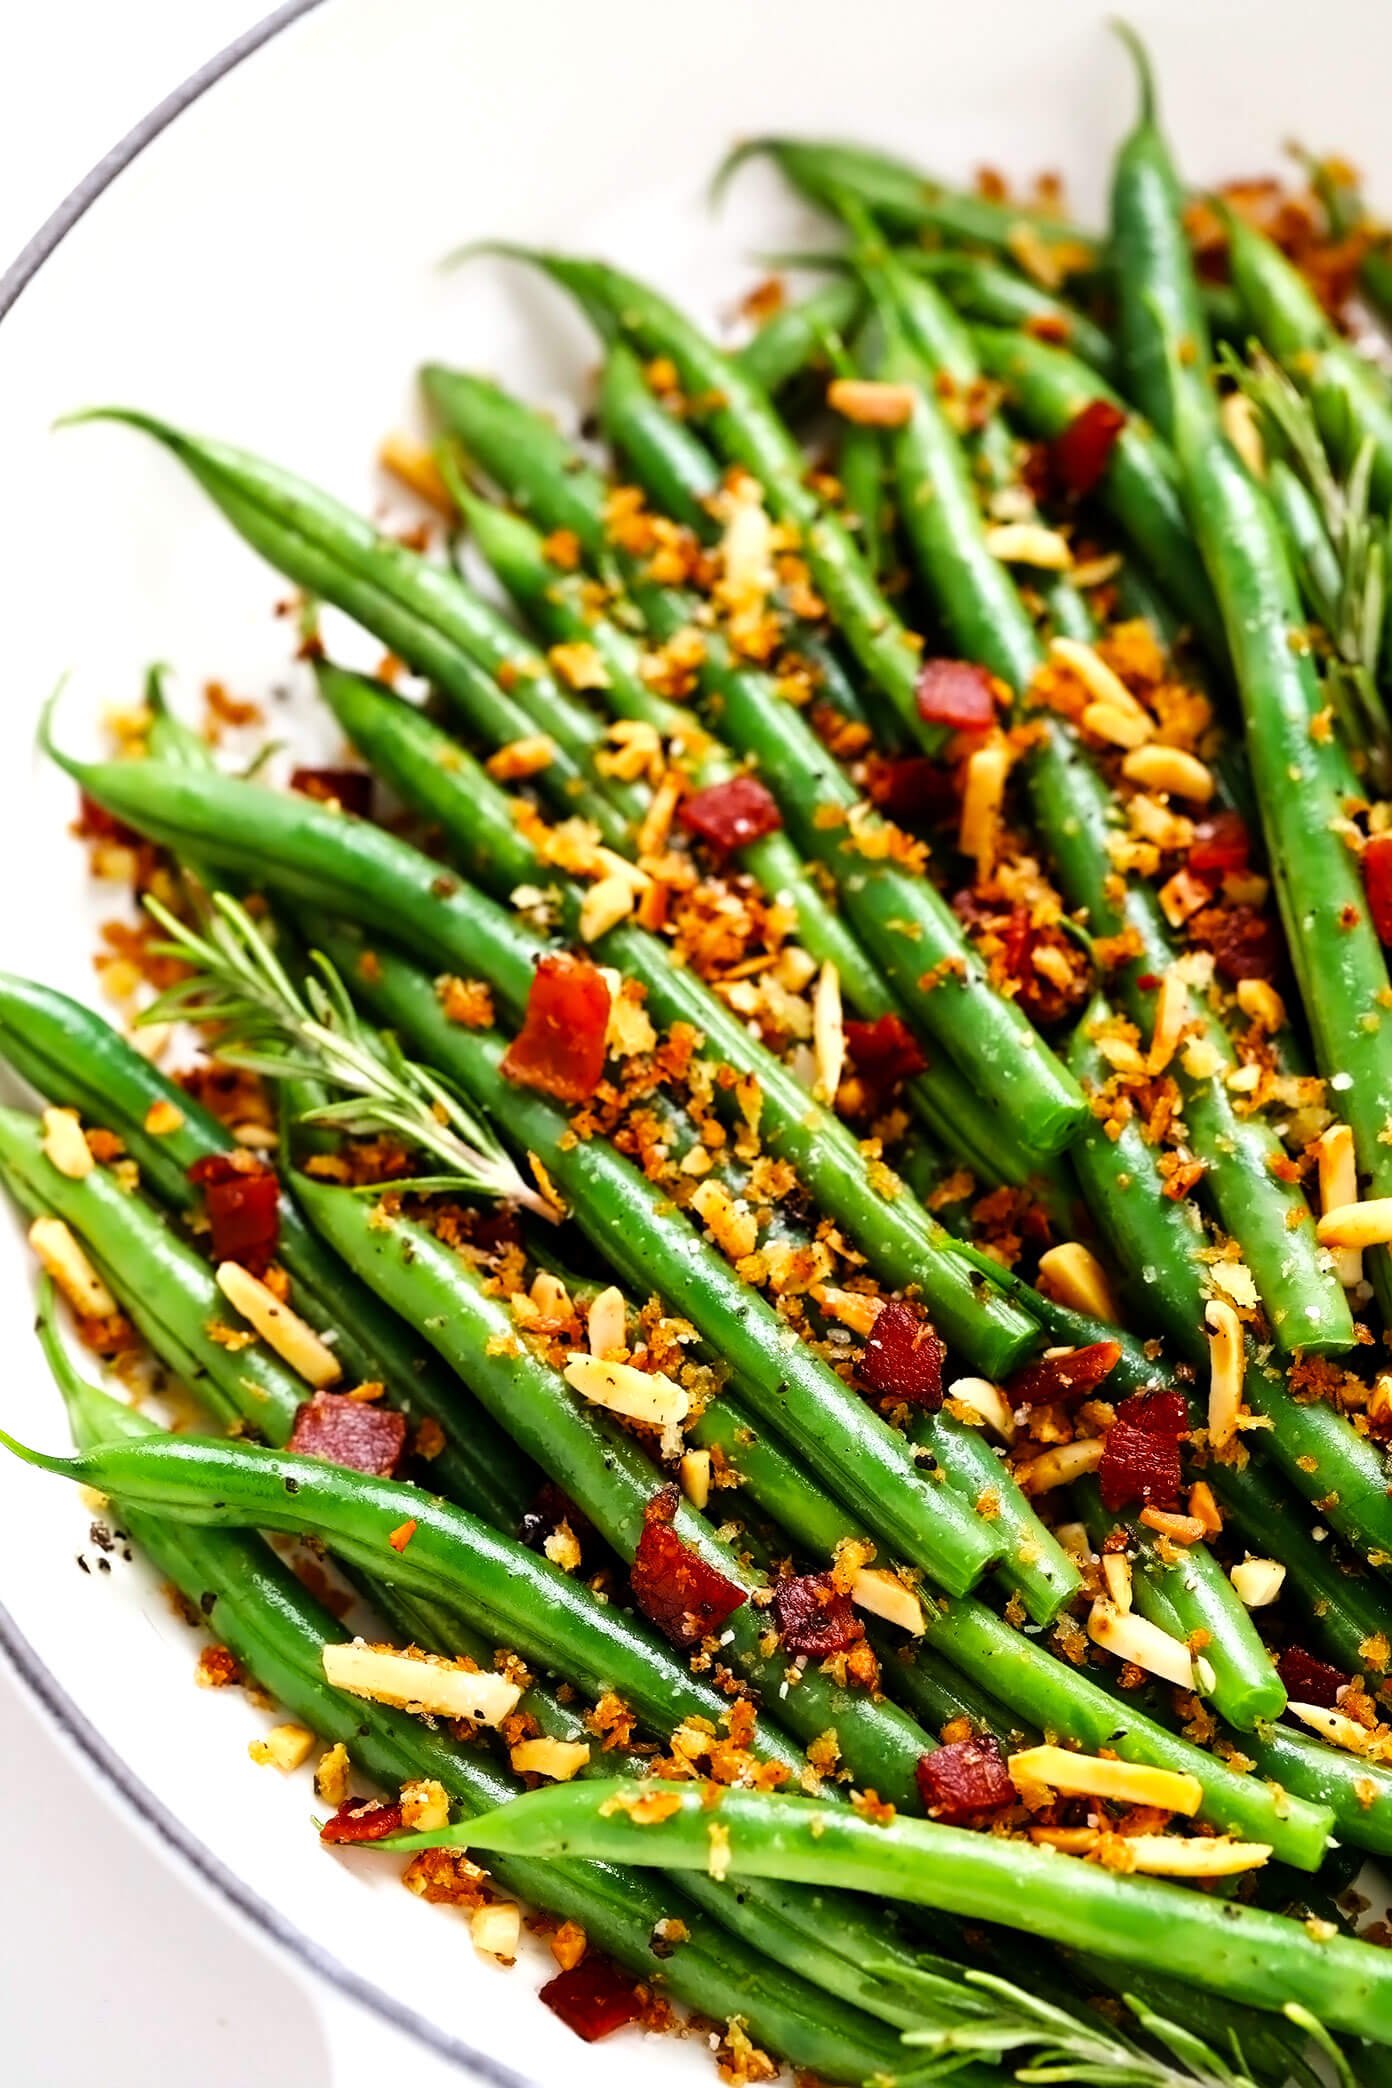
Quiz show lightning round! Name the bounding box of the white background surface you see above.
[0,13,441,2080]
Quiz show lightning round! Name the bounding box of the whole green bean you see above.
[1245,1719,1392,1859]
[911,249,1119,378]
[733,274,864,393]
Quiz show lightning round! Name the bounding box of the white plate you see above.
[2,0,1390,2077]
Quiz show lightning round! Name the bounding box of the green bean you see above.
[404,1778,1376,2036]
[911,250,1120,379]
[733,275,864,394]
[1245,1718,1392,1858]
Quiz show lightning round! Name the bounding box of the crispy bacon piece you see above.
[631,1487,746,1647]
[1188,902,1281,983]
[1098,1390,1189,1513]
[1364,834,1392,946]
[772,1572,863,1657]
[844,1014,928,1111]
[915,1734,1014,1823]
[289,1391,408,1478]
[861,1299,945,1410]
[77,790,139,844]
[290,766,374,818]
[915,659,998,732]
[1006,1340,1121,1408]
[1188,810,1250,882]
[678,775,782,853]
[501,953,612,1104]
[864,753,957,827]
[187,1150,281,1274]
[1049,398,1127,498]
[320,1797,404,1844]
[1278,1645,1347,1709]
[541,1956,644,2043]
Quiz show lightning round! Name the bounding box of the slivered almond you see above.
[959,735,1011,880]
[1120,743,1215,803]
[1101,1552,1133,1613]
[850,1568,925,1636]
[827,377,917,428]
[1316,1126,1362,1287]
[1220,392,1266,479]
[1007,1745,1201,1815]
[1124,1834,1270,1878]
[1188,1480,1222,1537]
[28,1217,117,1318]
[378,432,452,512]
[1056,1521,1092,1564]
[1036,1242,1119,1325]
[812,960,845,1105]
[638,770,683,857]
[1049,636,1149,722]
[1081,699,1153,749]
[249,1723,315,1773]
[40,1108,93,1180]
[1317,1197,1392,1250]
[1018,1438,1104,1493]
[509,1737,591,1782]
[216,1262,342,1388]
[530,1270,571,1320]
[586,1285,628,1361]
[1286,1702,1378,1754]
[1235,977,1286,1030]
[1230,1557,1286,1608]
[1138,1507,1205,1545]
[946,1376,1015,1443]
[563,1355,689,1433]
[579,874,636,943]
[322,1641,521,1725]
[1088,1600,1211,1692]
[984,522,1072,569]
[679,1448,711,1512]
[1204,1297,1244,1450]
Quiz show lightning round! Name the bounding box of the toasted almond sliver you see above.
[1087,1599,1202,1691]
[945,1375,1015,1444]
[40,1107,94,1181]
[812,960,845,1106]
[1286,1701,1376,1754]
[1139,1507,1205,1546]
[826,377,917,428]
[509,1737,591,1782]
[1204,1297,1245,1451]
[690,1177,759,1261]
[250,1723,315,1773]
[1220,391,1267,479]
[1101,1552,1133,1614]
[1230,1557,1286,1608]
[1018,1438,1104,1494]
[1049,636,1148,720]
[586,1285,628,1361]
[1036,1242,1119,1326]
[814,1285,880,1337]
[1120,743,1215,803]
[216,1262,342,1388]
[959,736,1011,880]
[850,1568,925,1636]
[1124,1834,1271,1878]
[378,431,453,512]
[1317,1197,1392,1251]
[1055,1521,1092,1565]
[679,1448,711,1512]
[471,1902,522,1960]
[1235,977,1286,1031]
[985,522,1073,569]
[28,1216,117,1318]
[1316,1126,1363,1287]
[579,874,636,943]
[1007,1744,1202,1816]
[1188,1480,1222,1538]
[322,1641,521,1725]
[1081,699,1153,750]
[563,1354,689,1431]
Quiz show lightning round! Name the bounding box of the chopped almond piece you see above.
[1018,1438,1104,1493]
[485,734,556,782]
[690,1178,759,1261]
[1235,977,1286,1030]
[1286,1702,1375,1754]
[1188,1481,1222,1537]
[1120,744,1215,803]
[1101,1552,1133,1613]
[322,1641,522,1726]
[144,1098,185,1136]
[1082,700,1153,749]
[1204,1297,1245,1451]
[28,1216,117,1318]
[1008,1744,1201,1815]
[401,1779,451,1831]
[850,1568,925,1636]
[812,960,845,1105]
[827,377,917,427]
[548,641,608,691]
[814,1286,880,1336]
[1316,1126,1362,1287]
[1088,1600,1213,1693]
[379,432,452,512]
[471,1902,522,1961]
[1316,1197,1392,1250]
[579,874,636,943]
[959,735,1011,880]
[1230,1557,1286,1608]
[984,522,1072,569]
[563,1355,689,1433]
[509,1737,592,1782]
[1036,1243,1119,1326]
[1049,636,1148,721]
[679,1448,711,1511]
[945,1376,1015,1443]
[216,1262,342,1388]
[314,1743,351,1806]
[249,1723,314,1772]
[40,1108,93,1180]
[1138,1507,1205,1545]
[586,1285,628,1361]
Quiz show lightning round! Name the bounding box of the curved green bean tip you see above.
[751,247,849,273]
[1112,18,1158,123]
[708,135,787,209]
[437,241,620,342]
[35,675,83,778]
[0,1425,78,1479]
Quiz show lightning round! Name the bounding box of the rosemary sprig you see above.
[898,1967,1345,2088]
[140,891,551,1217]
[1221,340,1392,784]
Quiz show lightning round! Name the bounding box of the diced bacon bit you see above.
[1365,833,1392,944]
[1088,1601,1211,1693]
[1205,1298,1246,1451]
[959,736,1011,880]
[850,1567,925,1636]
[41,1107,94,1180]
[1231,1557,1286,1607]
[812,961,845,1104]
[1317,1125,1362,1288]
[501,954,611,1104]
[510,1737,592,1782]
[1120,743,1215,804]
[289,1390,408,1478]
[860,1299,945,1410]
[1278,1645,1346,1708]
[1048,397,1127,497]
[915,658,998,732]
[1188,810,1250,881]
[28,1216,117,1319]
[319,1797,404,1845]
[864,753,957,826]
[630,1486,746,1647]
[188,1151,281,1274]
[678,774,783,854]
[76,790,139,844]
[378,431,453,512]
[1188,902,1281,984]
[984,521,1072,569]
[1318,1197,1392,1250]
[216,1262,342,1388]
[290,767,373,818]
[321,1641,522,1725]
[1035,1244,1119,1325]
[946,1376,1015,1443]
[772,1572,864,1657]
[1018,1438,1104,1492]
[1008,1745,1201,1814]
[827,376,918,427]
[843,1014,927,1115]
[1006,1341,1121,1407]
[915,1734,1014,1823]
[1098,1390,1188,1513]
[541,1955,644,2043]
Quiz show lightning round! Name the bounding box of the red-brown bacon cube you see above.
[1006,1340,1121,1408]
[1049,398,1127,498]
[1278,1645,1347,1709]
[319,1797,404,1845]
[289,1391,408,1479]
[860,1300,945,1410]
[188,1150,281,1274]
[1098,1390,1188,1513]
[915,1733,1014,1823]
[630,1487,746,1647]
[678,775,782,853]
[501,953,612,1104]
[771,1572,863,1658]
[915,659,998,732]
[540,1956,643,2043]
